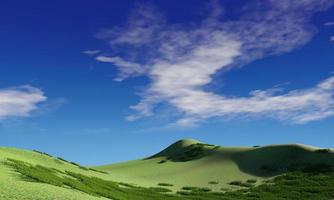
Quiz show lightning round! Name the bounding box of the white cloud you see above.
[96,56,146,81]
[0,85,47,119]
[94,0,334,126]
[95,4,164,46]
[324,22,334,26]
[82,50,101,55]
[173,76,334,126]
[324,21,334,42]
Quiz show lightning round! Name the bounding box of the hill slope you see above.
[97,139,334,191]
[1,139,334,199]
[0,147,109,200]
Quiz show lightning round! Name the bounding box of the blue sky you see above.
[0,0,334,165]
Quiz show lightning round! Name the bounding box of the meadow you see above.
[1,139,334,199]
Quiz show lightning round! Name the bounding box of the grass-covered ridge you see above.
[1,139,334,199]
[98,139,334,190]
[4,157,334,200]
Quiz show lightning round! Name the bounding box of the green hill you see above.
[0,147,108,200]
[1,139,334,200]
[97,139,334,191]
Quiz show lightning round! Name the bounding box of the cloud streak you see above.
[0,85,47,119]
[94,0,334,126]
[96,56,146,81]
[324,21,334,42]
[82,50,101,55]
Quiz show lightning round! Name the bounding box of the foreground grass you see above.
[4,159,180,200]
[4,158,334,200]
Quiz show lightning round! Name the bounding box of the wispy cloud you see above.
[96,56,146,81]
[324,21,334,42]
[31,98,65,116]
[94,0,334,126]
[324,22,334,26]
[82,49,101,55]
[0,85,47,119]
[96,3,164,46]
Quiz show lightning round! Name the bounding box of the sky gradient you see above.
[0,0,334,165]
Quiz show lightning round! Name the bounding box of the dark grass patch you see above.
[246,179,257,184]
[78,165,89,171]
[158,183,174,187]
[229,181,253,188]
[208,181,219,184]
[213,146,221,150]
[315,149,332,153]
[119,182,135,188]
[149,187,173,193]
[180,166,334,199]
[5,158,64,187]
[228,180,242,186]
[70,161,80,166]
[160,143,217,162]
[177,144,208,162]
[68,161,91,171]
[33,150,53,158]
[176,191,192,196]
[56,157,91,171]
[88,168,109,174]
[57,157,69,163]
[152,142,219,162]
[181,186,212,192]
[158,160,167,164]
[181,186,197,190]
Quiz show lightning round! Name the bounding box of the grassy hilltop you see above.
[98,139,334,190]
[1,139,334,200]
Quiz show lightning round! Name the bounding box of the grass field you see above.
[97,139,334,191]
[0,147,107,200]
[1,139,334,199]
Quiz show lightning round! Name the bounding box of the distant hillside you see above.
[97,139,334,190]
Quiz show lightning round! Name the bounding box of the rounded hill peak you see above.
[173,139,202,147]
[149,138,202,159]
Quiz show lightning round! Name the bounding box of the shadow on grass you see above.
[5,157,334,200]
[230,145,334,177]
[147,141,334,178]
[147,142,219,162]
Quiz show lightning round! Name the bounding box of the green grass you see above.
[97,139,259,190]
[88,167,109,174]
[246,179,257,183]
[1,139,334,199]
[158,183,174,187]
[3,158,181,200]
[33,150,53,158]
[149,187,173,193]
[98,139,334,191]
[181,186,212,192]
[0,147,103,200]
[229,180,253,188]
